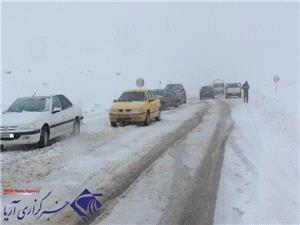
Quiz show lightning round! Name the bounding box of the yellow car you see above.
[109,88,161,127]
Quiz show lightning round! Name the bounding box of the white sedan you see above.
[0,95,83,149]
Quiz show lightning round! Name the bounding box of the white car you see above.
[0,95,83,149]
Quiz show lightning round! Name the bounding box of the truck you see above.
[225,83,242,98]
[213,80,225,95]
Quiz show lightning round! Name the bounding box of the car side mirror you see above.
[113,99,118,103]
[52,107,62,114]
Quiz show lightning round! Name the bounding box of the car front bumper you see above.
[109,113,146,123]
[0,130,41,146]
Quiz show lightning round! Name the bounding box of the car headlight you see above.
[20,123,36,130]
[131,108,145,114]
[110,108,119,114]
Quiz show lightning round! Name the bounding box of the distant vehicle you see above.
[152,89,165,97]
[0,95,83,149]
[200,86,215,99]
[225,83,242,98]
[164,83,187,106]
[213,81,225,95]
[152,88,176,110]
[109,88,161,127]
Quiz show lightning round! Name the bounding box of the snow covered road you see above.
[93,100,232,225]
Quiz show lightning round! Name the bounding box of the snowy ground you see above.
[214,89,299,224]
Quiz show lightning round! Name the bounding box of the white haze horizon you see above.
[1,2,299,112]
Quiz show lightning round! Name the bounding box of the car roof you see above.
[166,83,181,86]
[17,96,51,99]
[125,88,149,92]
[226,82,241,85]
[16,94,64,100]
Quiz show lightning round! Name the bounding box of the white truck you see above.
[225,83,242,98]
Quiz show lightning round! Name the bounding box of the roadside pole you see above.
[273,75,280,97]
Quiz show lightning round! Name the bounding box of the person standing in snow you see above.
[242,81,250,103]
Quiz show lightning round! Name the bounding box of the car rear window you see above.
[213,83,224,88]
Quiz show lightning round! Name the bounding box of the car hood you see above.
[1,111,47,126]
[111,101,146,110]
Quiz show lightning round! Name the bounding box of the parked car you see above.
[109,89,161,127]
[164,83,187,105]
[225,83,242,98]
[213,81,225,95]
[0,95,83,149]
[152,89,165,97]
[200,86,215,99]
[151,88,176,110]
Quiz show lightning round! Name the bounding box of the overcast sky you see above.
[2,2,299,107]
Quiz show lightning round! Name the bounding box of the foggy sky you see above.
[2,2,299,107]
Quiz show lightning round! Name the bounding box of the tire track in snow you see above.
[68,102,210,225]
[228,135,257,176]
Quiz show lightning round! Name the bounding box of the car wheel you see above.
[144,111,151,126]
[111,122,117,127]
[155,109,161,121]
[72,118,80,135]
[38,126,50,148]
[0,145,4,151]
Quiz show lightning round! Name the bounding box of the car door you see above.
[152,91,160,115]
[148,91,159,118]
[178,84,185,103]
[49,96,65,137]
[58,95,75,132]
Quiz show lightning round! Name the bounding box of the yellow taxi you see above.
[109,88,161,127]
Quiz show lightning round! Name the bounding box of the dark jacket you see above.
[242,82,250,92]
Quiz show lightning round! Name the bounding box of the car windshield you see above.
[165,84,179,90]
[7,98,47,112]
[164,89,176,96]
[226,83,241,88]
[118,91,146,102]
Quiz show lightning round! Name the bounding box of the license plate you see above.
[1,133,14,138]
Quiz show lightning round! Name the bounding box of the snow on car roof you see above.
[17,95,61,100]
[126,88,149,92]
